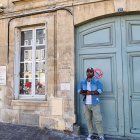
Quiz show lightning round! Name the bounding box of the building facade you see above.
[0,0,140,138]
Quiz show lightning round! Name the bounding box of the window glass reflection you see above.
[36,29,45,45]
[21,30,33,46]
[19,27,46,97]
[20,47,32,62]
[35,78,45,95]
[19,79,32,95]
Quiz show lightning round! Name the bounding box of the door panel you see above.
[83,56,114,94]
[131,56,140,92]
[76,15,140,137]
[131,100,140,131]
[121,16,140,136]
[83,55,118,132]
[83,26,112,46]
[78,54,118,134]
[78,22,115,48]
[101,99,117,132]
[130,55,140,133]
[129,23,140,43]
[76,17,124,135]
[83,54,118,132]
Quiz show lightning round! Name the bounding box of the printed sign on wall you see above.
[0,66,6,86]
[60,83,70,91]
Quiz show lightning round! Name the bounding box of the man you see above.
[78,67,105,140]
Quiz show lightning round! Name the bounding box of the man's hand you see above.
[93,90,99,95]
[80,90,87,95]
[80,90,99,95]
[86,91,92,95]
[86,90,99,95]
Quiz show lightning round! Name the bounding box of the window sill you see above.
[18,95,46,100]
[11,100,49,110]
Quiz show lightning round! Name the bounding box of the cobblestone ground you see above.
[0,123,85,140]
[0,123,139,140]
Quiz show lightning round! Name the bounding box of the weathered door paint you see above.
[121,15,140,137]
[76,15,140,137]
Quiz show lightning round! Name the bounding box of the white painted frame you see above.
[14,25,47,100]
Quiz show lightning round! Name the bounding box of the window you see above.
[19,27,46,98]
[24,50,29,60]
[25,75,29,83]
[25,63,28,71]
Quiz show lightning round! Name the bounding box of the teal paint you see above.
[76,15,140,137]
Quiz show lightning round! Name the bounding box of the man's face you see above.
[86,69,94,79]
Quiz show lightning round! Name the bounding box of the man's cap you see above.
[86,67,94,72]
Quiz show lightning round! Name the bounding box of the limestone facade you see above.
[0,0,140,132]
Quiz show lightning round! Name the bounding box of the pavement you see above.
[0,122,139,140]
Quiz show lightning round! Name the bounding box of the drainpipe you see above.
[7,7,73,63]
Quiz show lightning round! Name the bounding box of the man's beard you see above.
[87,75,93,79]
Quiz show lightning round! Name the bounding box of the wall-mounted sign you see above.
[118,8,124,12]
[0,66,6,86]
[60,83,70,91]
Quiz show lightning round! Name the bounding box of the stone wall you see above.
[0,0,140,131]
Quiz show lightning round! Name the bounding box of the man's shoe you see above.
[86,134,94,140]
[99,136,105,140]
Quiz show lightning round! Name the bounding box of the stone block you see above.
[114,0,126,12]
[74,0,114,25]
[0,86,5,103]
[39,116,65,130]
[57,118,65,130]
[1,109,19,123]
[19,113,39,126]
[50,98,63,116]
[39,116,57,129]
[12,100,49,110]
[126,0,140,11]
[73,124,80,135]
[0,47,6,64]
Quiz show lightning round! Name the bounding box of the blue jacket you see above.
[77,78,103,105]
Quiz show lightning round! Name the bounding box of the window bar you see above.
[45,23,48,99]
[32,29,36,96]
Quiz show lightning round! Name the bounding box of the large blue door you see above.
[122,15,140,137]
[76,15,140,137]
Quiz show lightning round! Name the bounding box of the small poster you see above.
[0,66,6,86]
[60,83,70,91]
